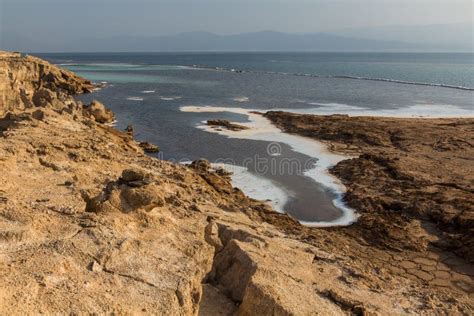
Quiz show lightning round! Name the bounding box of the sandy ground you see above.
[0,51,473,314]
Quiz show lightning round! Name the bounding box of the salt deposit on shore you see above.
[180,105,358,227]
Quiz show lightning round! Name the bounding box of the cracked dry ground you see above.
[0,49,472,313]
[264,112,474,310]
[0,109,472,314]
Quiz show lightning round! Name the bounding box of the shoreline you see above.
[264,111,474,261]
[180,104,474,228]
[1,51,473,314]
[180,105,358,227]
[237,110,474,311]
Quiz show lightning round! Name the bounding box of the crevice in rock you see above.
[432,182,474,194]
[68,228,84,240]
[319,289,366,315]
[200,220,266,314]
[175,288,185,306]
[102,267,158,288]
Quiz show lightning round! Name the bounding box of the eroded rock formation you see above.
[0,52,94,115]
[0,51,472,314]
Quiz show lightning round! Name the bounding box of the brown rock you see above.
[189,159,211,172]
[125,124,134,135]
[120,186,165,211]
[264,111,474,262]
[400,261,417,270]
[430,279,451,287]
[215,167,232,177]
[139,141,159,153]
[434,271,451,279]
[0,52,94,116]
[32,88,55,107]
[1,51,473,315]
[83,100,115,124]
[204,221,223,252]
[207,119,249,131]
[31,109,45,121]
[407,269,434,282]
[413,257,437,266]
[121,169,146,182]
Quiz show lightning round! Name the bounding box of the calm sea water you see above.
[38,52,474,224]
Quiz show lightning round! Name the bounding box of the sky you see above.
[0,0,472,52]
[0,0,474,51]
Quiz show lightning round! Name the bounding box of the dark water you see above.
[37,52,474,224]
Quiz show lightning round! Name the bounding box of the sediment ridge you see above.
[190,64,474,91]
[0,51,473,314]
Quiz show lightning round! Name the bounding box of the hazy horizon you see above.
[1,0,472,52]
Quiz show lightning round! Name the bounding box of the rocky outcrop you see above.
[264,111,474,263]
[0,52,472,314]
[83,100,115,124]
[139,141,160,153]
[0,51,116,127]
[84,169,164,213]
[207,119,249,131]
[0,51,94,116]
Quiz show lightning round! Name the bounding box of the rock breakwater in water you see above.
[0,51,473,314]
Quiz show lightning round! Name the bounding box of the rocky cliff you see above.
[0,52,95,116]
[0,51,472,314]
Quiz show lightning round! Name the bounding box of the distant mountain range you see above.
[2,24,472,53]
[328,23,473,49]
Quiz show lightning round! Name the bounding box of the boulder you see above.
[83,100,115,124]
[189,159,211,172]
[120,186,165,211]
[84,177,164,213]
[215,167,232,177]
[120,169,152,187]
[121,169,146,183]
[31,109,45,121]
[32,88,55,107]
[139,141,160,153]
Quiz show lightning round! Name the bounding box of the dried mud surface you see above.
[263,111,474,306]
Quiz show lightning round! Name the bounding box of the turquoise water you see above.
[42,52,474,89]
[76,70,215,86]
[35,52,474,224]
[37,51,473,160]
